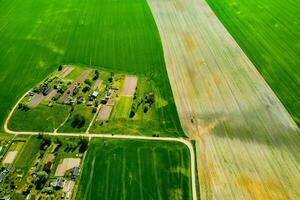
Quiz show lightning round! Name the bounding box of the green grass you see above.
[14,137,42,173]
[75,139,192,200]
[111,96,133,119]
[206,0,300,126]
[0,0,184,137]
[58,104,94,133]
[8,103,70,132]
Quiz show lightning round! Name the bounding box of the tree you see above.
[93,70,99,80]
[79,137,89,153]
[82,86,90,93]
[84,79,92,86]
[143,106,148,113]
[129,110,135,118]
[58,65,63,71]
[71,114,85,128]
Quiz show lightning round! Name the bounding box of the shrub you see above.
[71,114,85,128]
[129,110,135,118]
[58,65,63,71]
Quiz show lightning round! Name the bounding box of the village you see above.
[0,135,87,199]
[7,64,157,135]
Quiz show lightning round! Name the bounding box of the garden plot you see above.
[55,158,81,177]
[28,94,44,107]
[57,66,74,78]
[3,151,18,164]
[91,79,102,90]
[121,76,138,97]
[148,0,300,199]
[96,105,114,121]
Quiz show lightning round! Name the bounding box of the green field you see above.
[8,103,70,132]
[75,139,192,200]
[0,0,183,136]
[206,0,300,126]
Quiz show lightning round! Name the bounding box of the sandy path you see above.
[121,76,138,97]
[148,0,300,199]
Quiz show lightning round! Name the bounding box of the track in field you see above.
[148,0,300,199]
[75,139,193,200]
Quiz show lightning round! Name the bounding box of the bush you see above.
[71,114,86,128]
[82,86,90,93]
[84,79,92,86]
[92,107,97,113]
[93,70,99,80]
[144,106,148,113]
[58,65,63,71]
[129,110,135,118]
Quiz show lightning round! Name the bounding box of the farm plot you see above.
[206,0,300,127]
[75,139,192,200]
[148,0,300,199]
[0,0,183,138]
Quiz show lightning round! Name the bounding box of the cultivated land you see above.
[148,0,300,199]
[206,0,300,126]
[0,0,183,137]
[7,65,183,136]
[75,139,193,200]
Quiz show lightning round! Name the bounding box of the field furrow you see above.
[147,0,300,198]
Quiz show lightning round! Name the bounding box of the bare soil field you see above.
[75,69,92,83]
[28,94,44,107]
[3,151,18,164]
[121,76,138,97]
[91,79,103,90]
[44,90,57,101]
[55,158,81,177]
[97,105,114,121]
[57,66,74,78]
[148,0,300,199]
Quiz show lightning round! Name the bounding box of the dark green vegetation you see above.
[0,0,184,136]
[76,139,192,200]
[206,0,300,126]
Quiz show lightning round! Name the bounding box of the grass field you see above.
[8,103,70,132]
[75,139,192,200]
[148,0,300,199]
[206,0,300,126]
[0,0,183,136]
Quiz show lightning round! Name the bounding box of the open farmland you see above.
[148,0,300,199]
[206,0,300,126]
[0,0,183,136]
[75,139,192,200]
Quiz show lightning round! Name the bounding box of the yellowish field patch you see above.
[148,0,300,198]
[55,158,80,177]
[3,151,18,164]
